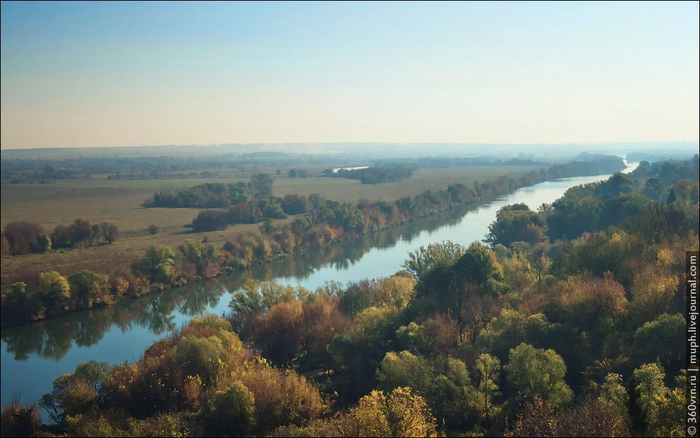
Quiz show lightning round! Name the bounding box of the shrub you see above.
[147,224,160,235]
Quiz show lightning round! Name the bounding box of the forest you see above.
[1,155,697,437]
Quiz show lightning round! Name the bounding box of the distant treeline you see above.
[0,157,630,326]
[374,156,547,169]
[321,166,416,184]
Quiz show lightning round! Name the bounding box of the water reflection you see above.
[1,205,473,362]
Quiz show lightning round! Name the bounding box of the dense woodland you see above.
[1,155,697,437]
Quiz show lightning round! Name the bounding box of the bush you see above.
[147,224,160,235]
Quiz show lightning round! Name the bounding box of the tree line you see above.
[2,153,697,436]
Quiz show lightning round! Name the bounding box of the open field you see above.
[0,165,545,289]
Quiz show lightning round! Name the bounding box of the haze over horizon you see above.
[2,1,698,150]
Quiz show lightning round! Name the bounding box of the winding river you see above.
[0,162,638,416]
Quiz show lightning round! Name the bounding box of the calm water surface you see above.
[1,163,638,415]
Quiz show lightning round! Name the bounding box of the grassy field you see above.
[0,165,545,289]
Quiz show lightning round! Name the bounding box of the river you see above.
[0,162,638,415]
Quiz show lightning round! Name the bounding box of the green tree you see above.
[505,343,573,406]
[38,271,71,305]
[37,234,52,252]
[69,270,109,308]
[634,313,685,371]
[178,239,202,264]
[632,362,666,421]
[202,381,256,436]
[402,241,466,279]
[135,245,175,283]
[474,353,501,420]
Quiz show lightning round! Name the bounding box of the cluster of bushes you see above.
[1,220,119,256]
[322,165,416,184]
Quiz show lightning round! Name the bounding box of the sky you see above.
[1,1,698,150]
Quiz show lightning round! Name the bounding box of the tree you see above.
[643,178,666,202]
[510,396,558,437]
[202,381,256,436]
[69,270,110,308]
[476,308,528,361]
[68,219,93,246]
[666,188,677,205]
[474,354,501,420]
[3,221,45,254]
[402,241,466,279]
[249,173,274,197]
[100,222,120,244]
[37,234,52,252]
[633,362,666,421]
[505,343,573,406]
[453,242,504,293]
[347,387,437,437]
[486,205,547,247]
[634,313,685,371]
[135,245,175,283]
[38,271,71,305]
[174,336,225,382]
[40,360,109,424]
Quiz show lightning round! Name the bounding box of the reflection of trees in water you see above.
[1,205,475,361]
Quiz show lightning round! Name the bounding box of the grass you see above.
[0,165,545,289]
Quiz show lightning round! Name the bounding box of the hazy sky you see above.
[1,1,698,149]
